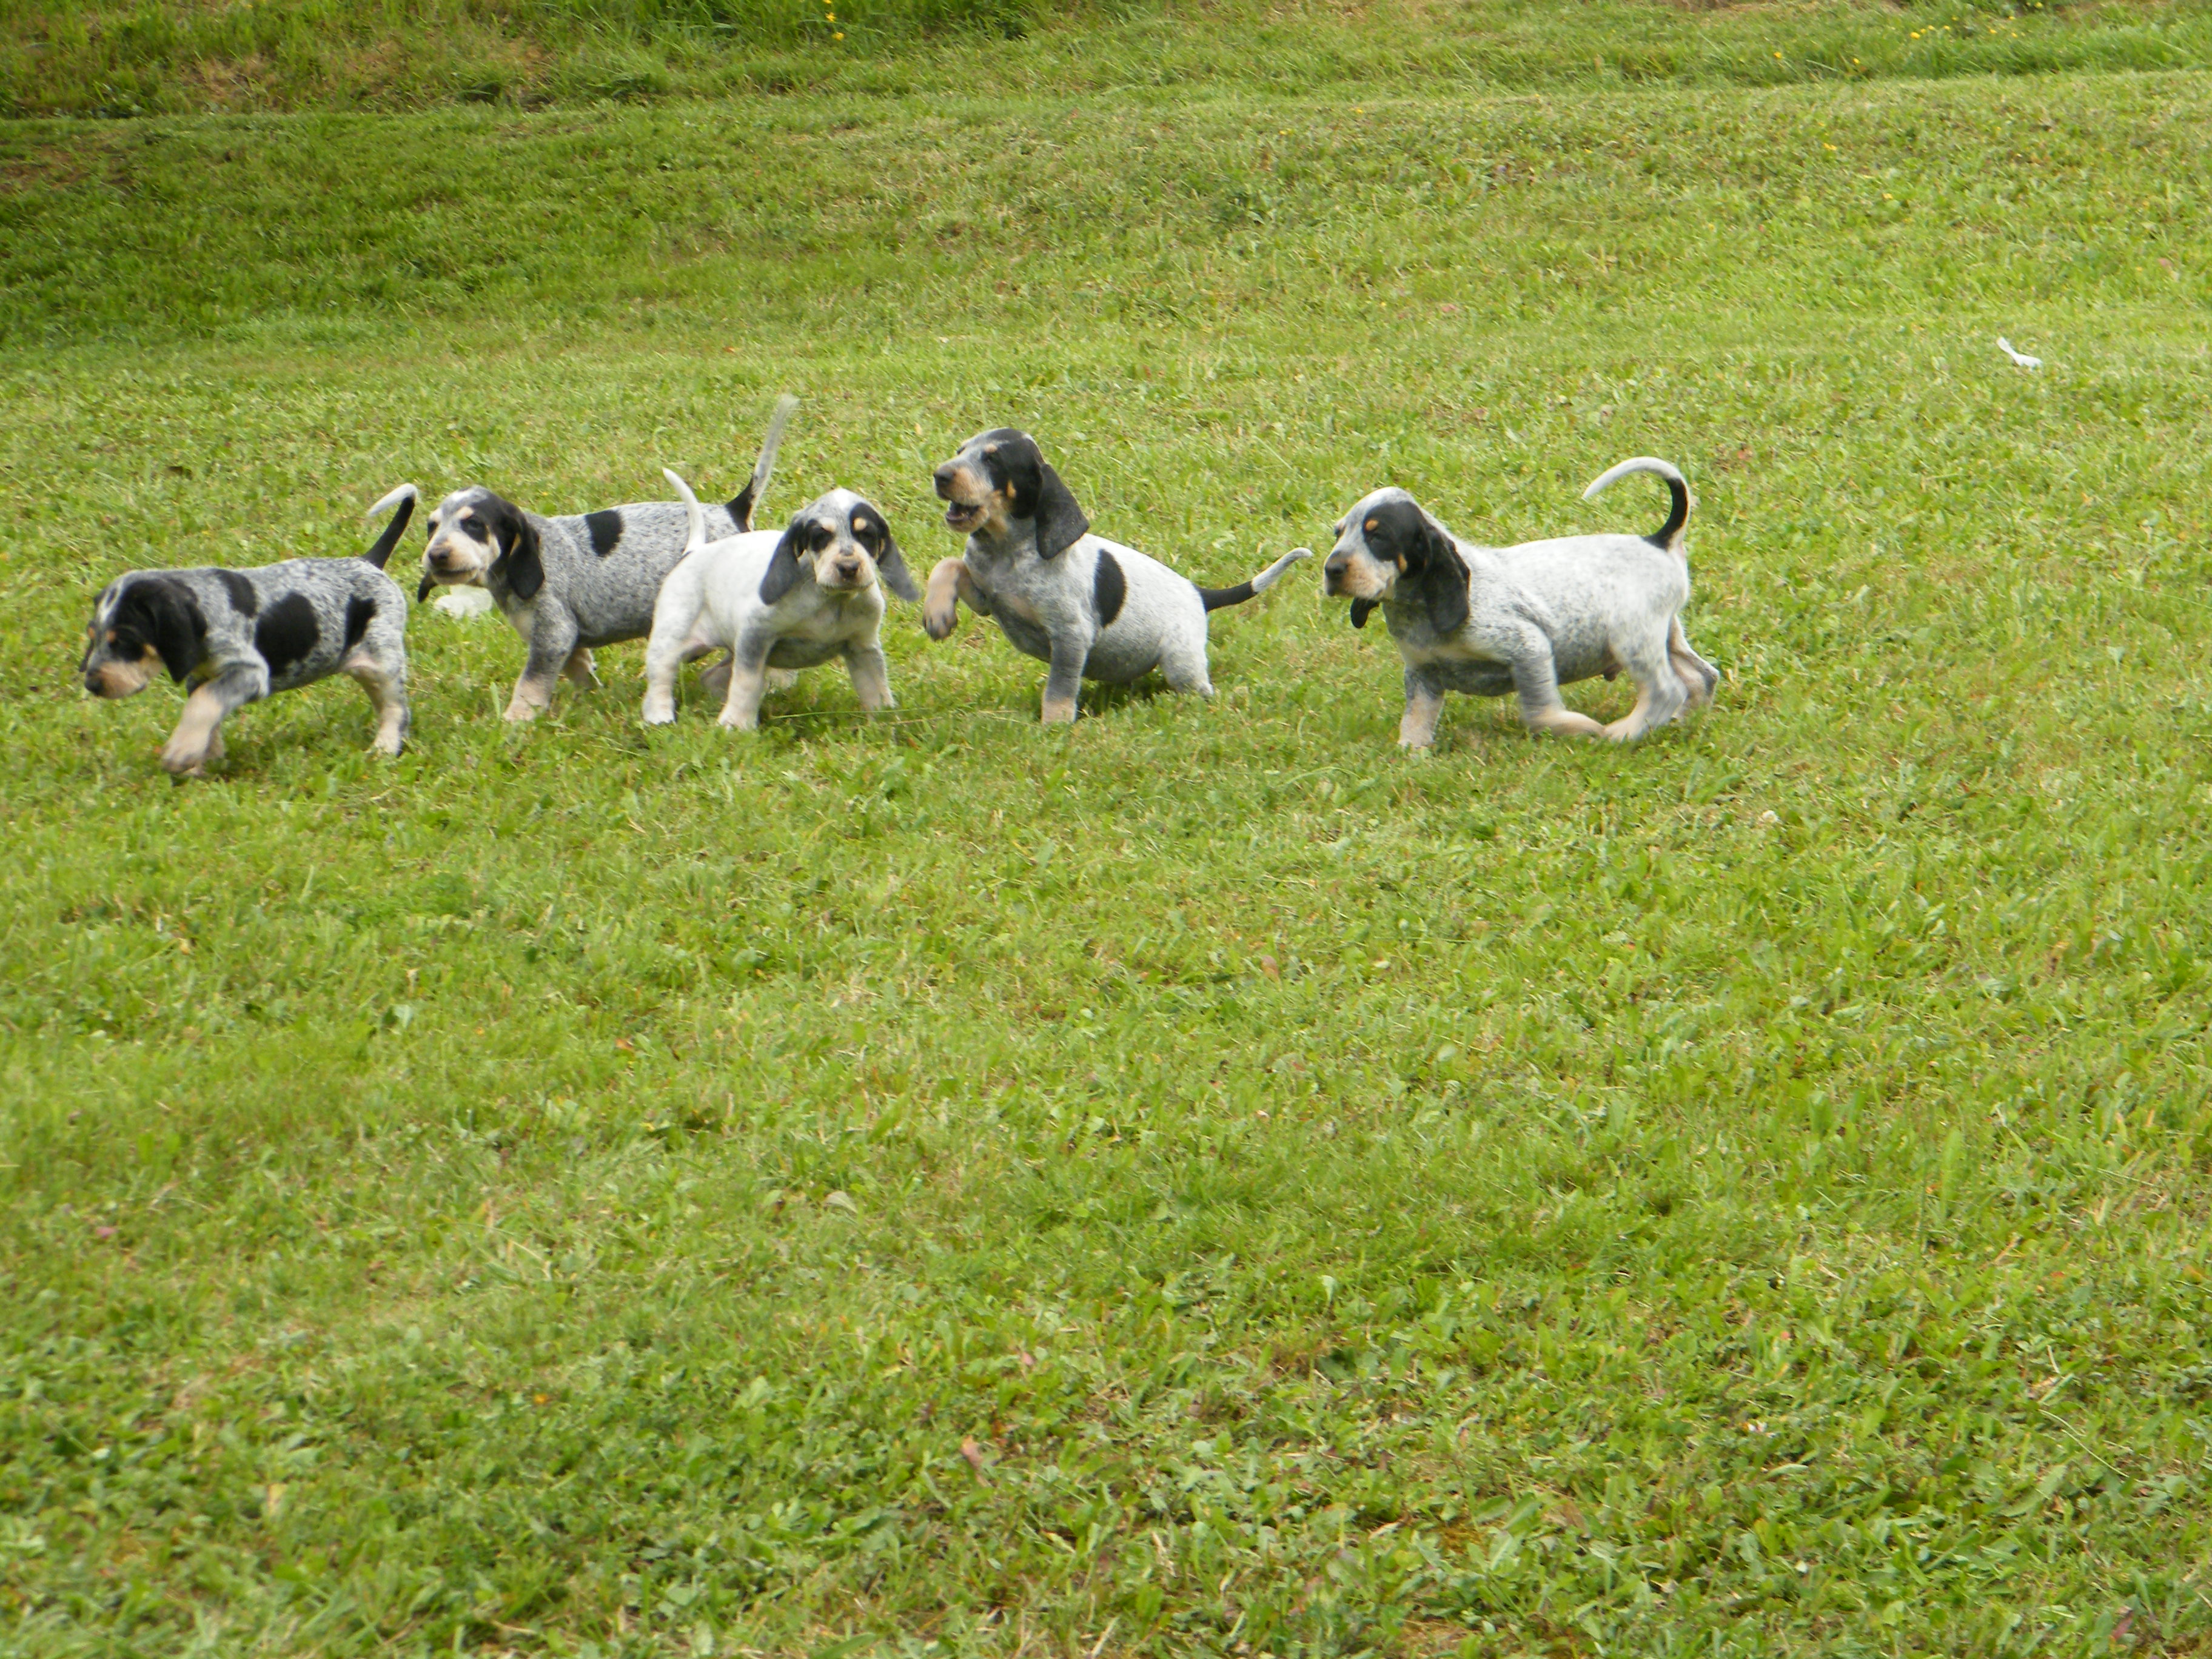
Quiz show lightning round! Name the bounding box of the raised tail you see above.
[662,468,708,557]
[1198,546,1312,613]
[726,393,799,531]
[360,484,417,570]
[1583,457,1689,554]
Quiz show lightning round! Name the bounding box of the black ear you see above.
[1413,517,1470,637]
[760,519,805,604]
[1003,437,1090,560]
[491,509,544,602]
[416,571,435,603]
[1350,598,1377,629]
[124,577,207,682]
[1028,458,1090,560]
[873,517,919,602]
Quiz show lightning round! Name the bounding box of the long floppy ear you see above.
[1003,437,1090,560]
[127,577,207,682]
[1028,458,1090,560]
[491,511,544,602]
[759,518,806,605]
[874,520,919,602]
[1413,517,1470,637]
[417,571,436,603]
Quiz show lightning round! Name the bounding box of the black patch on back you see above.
[343,595,375,652]
[1092,549,1125,628]
[214,569,258,616]
[585,510,623,557]
[255,593,320,678]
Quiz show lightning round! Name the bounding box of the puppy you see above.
[642,471,916,731]
[418,395,796,721]
[927,427,1308,723]
[79,486,417,778]
[1321,457,1718,747]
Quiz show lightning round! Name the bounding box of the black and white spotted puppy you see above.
[1322,458,1719,748]
[79,486,418,778]
[417,395,797,722]
[927,428,1309,724]
[643,471,916,731]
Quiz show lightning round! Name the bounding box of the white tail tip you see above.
[365,483,418,518]
[1583,456,1685,500]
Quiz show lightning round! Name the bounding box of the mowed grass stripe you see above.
[2,65,2210,1659]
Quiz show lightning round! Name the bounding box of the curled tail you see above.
[360,484,417,570]
[727,393,799,531]
[1583,457,1689,554]
[1199,546,1312,613]
[662,468,708,557]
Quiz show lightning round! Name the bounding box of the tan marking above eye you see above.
[853,517,870,531]
[1364,518,1379,532]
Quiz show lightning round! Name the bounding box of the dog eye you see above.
[462,517,484,537]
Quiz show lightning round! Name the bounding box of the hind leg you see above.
[345,638,411,756]
[1158,636,1214,698]
[561,647,600,691]
[1669,616,1720,706]
[1601,636,1688,743]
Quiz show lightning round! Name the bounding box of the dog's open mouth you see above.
[942,501,987,533]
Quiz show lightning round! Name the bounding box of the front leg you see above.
[508,608,580,722]
[923,557,991,641]
[717,639,776,731]
[161,663,266,778]
[1399,665,1446,749]
[561,647,600,690]
[843,637,896,713]
[1040,626,1091,726]
[1509,639,1606,739]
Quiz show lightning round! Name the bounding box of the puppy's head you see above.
[931,427,1090,558]
[1322,489,1468,632]
[762,490,918,605]
[79,574,206,698]
[420,488,541,602]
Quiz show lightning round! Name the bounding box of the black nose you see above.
[933,464,957,497]
[837,560,862,580]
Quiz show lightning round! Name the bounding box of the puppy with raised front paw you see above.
[642,471,916,731]
[417,395,796,722]
[79,486,419,779]
[927,427,1308,725]
[1322,457,1718,748]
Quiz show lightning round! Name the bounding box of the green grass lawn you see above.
[4,17,2212,1655]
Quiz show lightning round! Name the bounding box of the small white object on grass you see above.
[430,585,496,620]
[1996,337,2042,369]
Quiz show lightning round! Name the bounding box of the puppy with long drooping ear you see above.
[925,427,1308,724]
[79,486,417,777]
[417,395,797,722]
[641,470,916,731]
[1322,458,1718,748]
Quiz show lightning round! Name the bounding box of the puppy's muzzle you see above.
[823,556,871,591]
[934,463,987,532]
[1322,553,1353,595]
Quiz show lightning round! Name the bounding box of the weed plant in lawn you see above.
[2,51,2212,1659]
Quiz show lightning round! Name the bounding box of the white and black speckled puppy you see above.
[418,395,797,722]
[1322,457,1719,748]
[78,486,418,779]
[926,427,1309,724]
[642,471,916,731]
